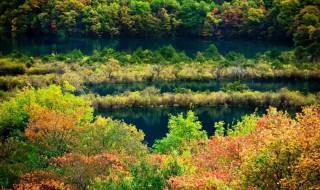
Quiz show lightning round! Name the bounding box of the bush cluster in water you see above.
[40,44,297,66]
[221,81,249,92]
[1,45,320,95]
[92,88,317,109]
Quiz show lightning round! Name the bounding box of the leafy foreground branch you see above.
[0,84,319,189]
[92,88,317,109]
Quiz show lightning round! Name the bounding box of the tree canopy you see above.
[0,0,319,60]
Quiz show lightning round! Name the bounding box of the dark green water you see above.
[0,36,290,58]
[88,79,320,95]
[96,106,297,145]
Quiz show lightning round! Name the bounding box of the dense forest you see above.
[1,0,320,60]
[0,0,320,190]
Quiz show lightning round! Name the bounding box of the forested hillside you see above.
[1,0,319,60]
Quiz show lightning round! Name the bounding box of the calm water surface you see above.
[0,36,290,58]
[96,106,298,145]
[88,79,320,95]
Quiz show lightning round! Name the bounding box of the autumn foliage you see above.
[51,152,128,190]
[1,84,319,189]
[13,170,71,190]
[168,105,320,189]
[25,105,78,156]
[281,105,320,189]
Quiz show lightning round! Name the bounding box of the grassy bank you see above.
[1,61,320,93]
[91,88,317,109]
[1,46,320,93]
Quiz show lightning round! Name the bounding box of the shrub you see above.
[0,60,25,76]
[25,105,78,157]
[168,174,233,190]
[204,44,223,61]
[227,113,258,136]
[214,121,226,136]
[221,81,250,92]
[13,170,71,190]
[93,90,316,109]
[51,152,127,190]
[170,105,320,189]
[0,84,93,138]
[77,116,147,156]
[89,155,185,190]
[0,138,46,188]
[153,111,208,153]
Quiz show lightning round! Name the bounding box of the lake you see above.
[96,106,298,146]
[88,79,320,95]
[0,36,306,146]
[0,36,290,58]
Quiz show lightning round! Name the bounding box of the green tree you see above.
[151,0,180,13]
[214,121,225,136]
[178,0,213,34]
[0,84,93,138]
[227,113,258,136]
[97,2,121,36]
[0,137,46,188]
[77,116,147,156]
[89,158,184,190]
[204,44,223,60]
[153,111,208,153]
[129,0,151,15]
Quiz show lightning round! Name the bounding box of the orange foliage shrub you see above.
[281,105,320,189]
[168,105,320,190]
[240,108,299,189]
[168,172,230,190]
[146,153,166,167]
[168,136,246,189]
[25,105,78,155]
[195,137,244,183]
[50,152,128,190]
[13,170,72,190]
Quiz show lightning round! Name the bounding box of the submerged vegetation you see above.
[1,45,320,94]
[92,88,317,109]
